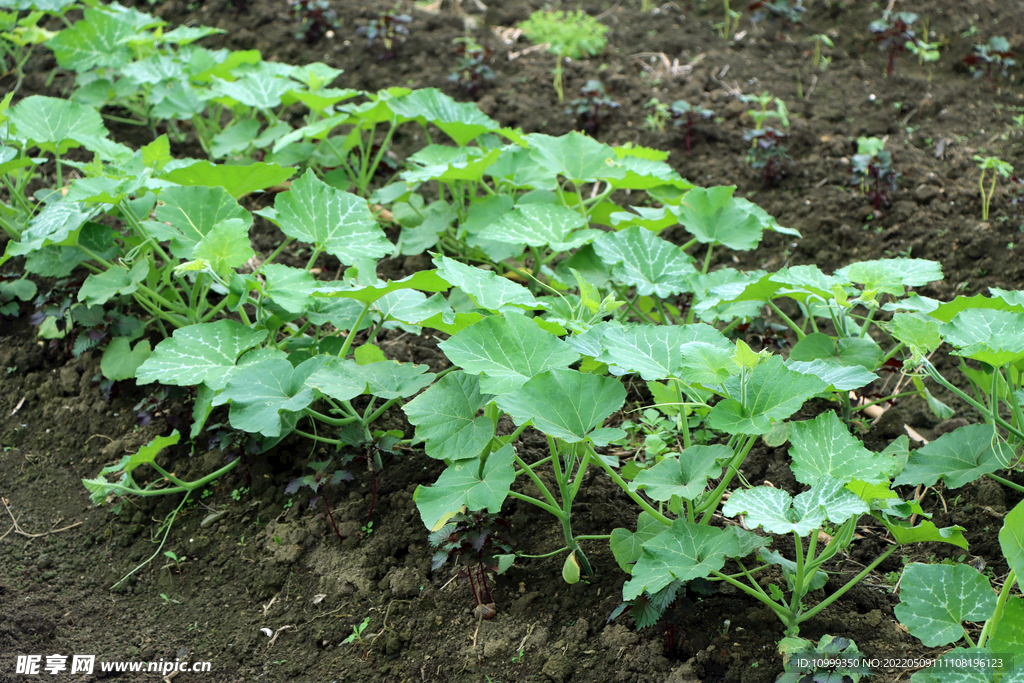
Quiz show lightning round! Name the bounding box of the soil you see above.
[3,0,1024,681]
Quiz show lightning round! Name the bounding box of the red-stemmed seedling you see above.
[285,459,352,540]
[565,80,621,136]
[429,511,513,620]
[358,9,412,60]
[289,0,338,45]
[670,100,714,152]
[744,127,791,187]
[963,36,1016,85]
[850,136,900,210]
[448,37,495,96]
[870,11,917,76]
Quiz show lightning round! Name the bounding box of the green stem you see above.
[507,491,563,519]
[364,397,401,425]
[302,407,360,427]
[512,453,562,514]
[111,493,191,590]
[985,473,1024,495]
[925,363,1024,441]
[587,444,672,526]
[293,429,346,446]
[795,544,899,626]
[337,301,373,359]
[697,436,756,523]
[766,300,807,340]
[710,568,792,621]
[701,243,714,274]
[978,569,1016,648]
[263,237,295,266]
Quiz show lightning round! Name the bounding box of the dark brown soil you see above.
[3,0,1024,681]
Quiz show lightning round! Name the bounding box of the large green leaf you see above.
[591,324,724,381]
[788,332,883,371]
[265,169,392,264]
[309,270,451,304]
[881,519,967,548]
[894,424,1014,489]
[894,563,997,647]
[723,478,868,536]
[835,258,943,297]
[495,368,626,443]
[415,444,515,530]
[610,512,664,573]
[259,263,314,314]
[788,411,893,485]
[213,73,292,109]
[673,186,773,251]
[100,338,152,381]
[136,320,267,390]
[303,357,367,402]
[78,261,149,306]
[433,255,546,312]
[989,597,1024,659]
[630,445,729,501]
[193,218,254,277]
[439,313,578,394]
[623,521,744,600]
[8,95,107,155]
[386,88,498,146]
[890,312,943,359]
[785,359,878,391]
[347,359,434,399]
[2,201,98,264]
[162,160,295,199]
[153,185,252,260]
[707,356,828,435]
[478,203,598,251]
[46,9,136,71]
[592,226,696,297]
[525,132,626,184]
[941,309,1024,366]
[404,371,496,462]
[1000,500,1024,591]
[212,357,325,437]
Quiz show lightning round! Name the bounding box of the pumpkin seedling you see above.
[519,9,608,103]
[745,127,790,187]
[870,11,917,76]
[805,33,834,71]
[850,136,900,210]
[448,37,495,95]
[289,0,338,45]
[358,8,412,60]
[974,155,1014,221]
[566,79,620,136]
[429,510,513,620]
[670,101,714,152]
[963,36,1016,85]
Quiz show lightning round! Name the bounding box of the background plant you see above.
[963,36,1016,85]
[851,136,900,210]
[975,155,1014,220]
[566,79,620,136]
[518,9,608,103]
[870,11,917,76]
[671,100,714,152]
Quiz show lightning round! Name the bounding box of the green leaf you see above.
[1000,500,1024,591]
[525,132,626,184]
[8,95,107,155]
[989,597,1024,659]
[890,312,943,358]
[673,186,774,251]
[439,313,579,394]
[415,443,515,530]
[100,338,151,381]
[562,552,581,584]
[835,258,943,297]
[630,445,729,501]
[941,309,1024,366]
[612,154,694,191]
[46,9,135,71]
[193,218,254,277]
[82,431,181,506]
[268,169,392,265]
[78,261,149,306]
[478,203,598,251]
[881,519,968,548]
[162,160,295,199]
[386,88,498,146]
[309,270,451,304]
[894,424,1014,489]
[495,368,626,443]
[212,357,327,437]
[2,201,98,265]
[303,357,367,402]
[154,185,252,260]
[894,563,997,647]
[213,73,292,109]
[592,226,696,297]
[593,324,723,381]
[347,359,434,400]
[136,320,267,390]
[433,255,547,312]
[404,371,496,462]
[610,512,664,573]
[260,263,314,314]
[623,521,741,600]
[789,411,893,485]
[707,355,828,435]
[788,332,883,371]
[784,358,878,391]
[723,478,868,536]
